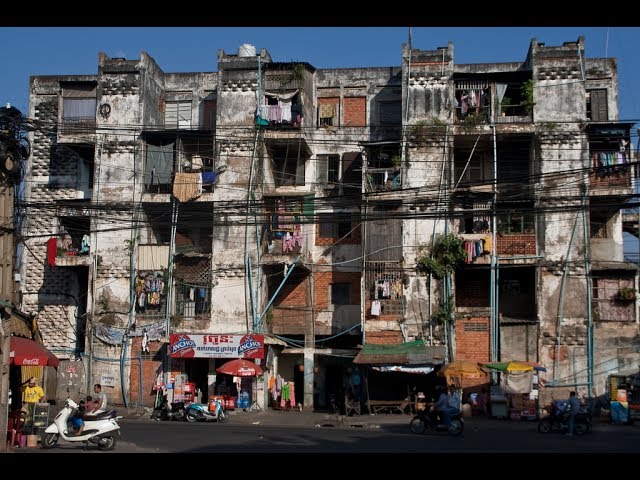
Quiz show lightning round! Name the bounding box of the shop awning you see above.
[10,336,59,368]
[353,340,446,367]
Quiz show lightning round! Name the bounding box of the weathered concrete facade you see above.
[22,36,639,409]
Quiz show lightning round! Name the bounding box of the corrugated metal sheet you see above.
[137,245,169,270]
[353,341,446,366]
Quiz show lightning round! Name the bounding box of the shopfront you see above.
[167,333,265,410]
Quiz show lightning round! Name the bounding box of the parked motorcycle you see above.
[152,394,186,421]
[41,398,122,450]
[185,397,229,423]
[409,407,464,436]
[537,401,591,435]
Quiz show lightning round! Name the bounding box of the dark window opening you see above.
[331,283,351,305]
[271,145,306,187]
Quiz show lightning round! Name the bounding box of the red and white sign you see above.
[169,333,264,359]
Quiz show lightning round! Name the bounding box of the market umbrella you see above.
[9,336,60,368]
[216,358,263,377]
[483,360,546,373]
[437,360,486,379]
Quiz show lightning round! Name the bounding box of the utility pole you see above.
[0,104,29,452]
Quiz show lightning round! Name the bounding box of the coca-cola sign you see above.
[22,358,41,365]
[170,333,264,359]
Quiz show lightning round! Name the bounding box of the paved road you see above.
[10,414,640,454]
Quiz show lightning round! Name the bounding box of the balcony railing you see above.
[366,167,401,192]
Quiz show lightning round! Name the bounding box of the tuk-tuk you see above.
[608,369,640,424]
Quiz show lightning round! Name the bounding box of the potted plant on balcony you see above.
[617,287,637,301]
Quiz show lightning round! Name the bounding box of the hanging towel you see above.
[371,300,381,316]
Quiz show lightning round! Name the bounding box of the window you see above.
[316,154,340,185]
[378,101,401,126]
[455,152,488,185]
[497,211,535,234]
[176,284,211,317]
[272,145,306,187]
[61,84,96,134]
[318,213,352,240]
[203,98,216,130]
[592,277,635,321]
[165,101,192,129]
[586,89,607,122]
[590,211,610,238]
[331,283,351,305]
[318,97,339,127]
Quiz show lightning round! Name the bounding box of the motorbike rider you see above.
[434,385,461,427]
[75,384,107,435]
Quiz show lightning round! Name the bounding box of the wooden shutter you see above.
[590,89,608,122]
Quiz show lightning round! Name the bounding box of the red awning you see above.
[9,336,60,368]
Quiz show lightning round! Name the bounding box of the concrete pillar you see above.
[303,347,314,410]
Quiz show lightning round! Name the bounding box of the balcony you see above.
[54,250,91,267]
[366,167,401,193]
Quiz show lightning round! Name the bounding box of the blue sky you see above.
[2,26,640,255]
[1,27,639,121]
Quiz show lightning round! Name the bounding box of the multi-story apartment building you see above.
[21,36,638,411]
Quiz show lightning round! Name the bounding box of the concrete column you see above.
[303,347,314,410]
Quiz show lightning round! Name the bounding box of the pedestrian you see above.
[21,377,45,429]
[350,367,362,403]
[566,390,581,436]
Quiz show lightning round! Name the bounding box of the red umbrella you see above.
[10,336,59,368]
[216,358,263,377]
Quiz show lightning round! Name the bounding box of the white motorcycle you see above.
[41,398,122,450]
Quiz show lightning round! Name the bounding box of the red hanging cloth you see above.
[47,237,58,266]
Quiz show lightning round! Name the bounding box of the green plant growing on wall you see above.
[430,295,455,325]
[391,154,402,168]
[521,79,535,115]
[124,239,134,254]
[417,234,467,280]
[279,62,306,88]
[616,287,637,301]
[499,95,511,114]
[407,117,447,143]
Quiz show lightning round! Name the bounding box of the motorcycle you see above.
[537,400,591,435]
[41,398,122,450]
[152,394,186,421]
[185,397,229,423]
[409,406,464,436]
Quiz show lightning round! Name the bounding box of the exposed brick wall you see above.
[343,97,366,127]
[315,219,362,246]
[456,273,490,308]
[128,336,164,407]
[455,316,490,363]
[314,270,360,310]
[496,233,536,255]
[366,330,404,344]
[272,273,308,334]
